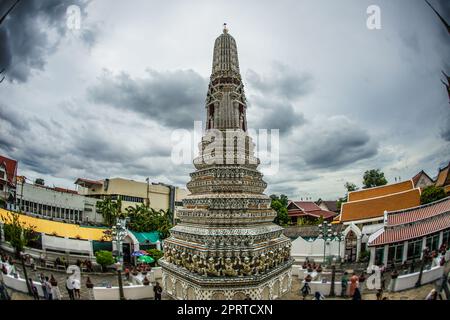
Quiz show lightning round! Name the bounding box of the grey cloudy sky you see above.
[0,0,449,200]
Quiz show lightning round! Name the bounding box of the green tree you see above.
[362,169,388,189]
[97,197,123,227]
[344,182,357,192]
[337,182,358,210]
[95,250,114,272]
[146,248,164,262]
[125,204,173,239]
[34,178,45,186]
[270,194,289,207]
[2,211,37,257]
[420,186,446,205]
[271,199,289,226]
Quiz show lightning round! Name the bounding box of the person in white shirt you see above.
[72,278,81,299]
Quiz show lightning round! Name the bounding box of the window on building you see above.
[407,238,423,260]
[388,243,404,264]
[375,247,384,265]
[426,233,440,252]
[0,184,3,191]
[0,171,5,179]
[443,230,450,248]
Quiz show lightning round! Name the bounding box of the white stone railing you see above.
[92,284,154,300]
[392,265,444,292]
[306,280,345,297]
[0,271,45,297]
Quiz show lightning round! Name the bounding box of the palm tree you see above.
[97,197,123,227]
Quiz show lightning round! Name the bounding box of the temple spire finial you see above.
[223,22,228,33]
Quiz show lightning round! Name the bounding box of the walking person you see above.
[29,278,40,300]
[0,281,11,300]
[358,273,366,295]
[39,273,48,300]
[154,282,163,300]
[50,275,62,300]
[349,272,359,297]
[73,277,81,299]
[66,276,75,300]
[352,287,362,300]
[44,277,53,300]
[341,272,349,297]
[30,256,36,272]
[300,282,311,300]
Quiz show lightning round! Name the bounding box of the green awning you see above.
[131,231,160,244]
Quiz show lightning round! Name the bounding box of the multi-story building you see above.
[0,155,17,210]
[333,180,422,262]
[16,179,101,224]
[368,196,450,267]
[74,177,188,221]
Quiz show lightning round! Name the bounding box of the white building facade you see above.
[16,181,102,224]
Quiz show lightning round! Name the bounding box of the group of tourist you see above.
[124,263,152,281]
[27,272,81,300]
[300,270,366,300]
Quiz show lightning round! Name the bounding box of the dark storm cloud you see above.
[246,63,313,100]
[87,69,208,129]
[0,103,28,130]
[245,63,311,134]
[442,114,450,141]
[0,102,176,181]
[248,96,306,134]
[0,0,94,82]
[297,116,378,169]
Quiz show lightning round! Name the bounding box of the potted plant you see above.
[317,264,323,273]
[391,269,399,279]
[143,277,150,286]
[305,274,312,283]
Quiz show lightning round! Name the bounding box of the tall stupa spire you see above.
[206,25,247,131]
[160,28,292,301]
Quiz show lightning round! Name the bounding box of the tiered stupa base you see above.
[160,259,293,300]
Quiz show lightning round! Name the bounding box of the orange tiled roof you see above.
[445,185,450,194]
[340,188,421,222]
[348,180,414,202]
[435,163,450,187]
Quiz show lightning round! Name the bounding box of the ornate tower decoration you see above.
[159,25,293,300]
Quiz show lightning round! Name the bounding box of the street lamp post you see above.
[20,252,32,296]
[329,232,344,297]
[317,221,333,265]
[111,219,127,300]
[334,231,345,264]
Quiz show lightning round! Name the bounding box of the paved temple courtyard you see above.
[6,264,444,301]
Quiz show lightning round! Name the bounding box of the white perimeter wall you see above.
[393,266,444,292]
[291,237,344,263]
[92,284,154,300]
[42,234,92,255]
